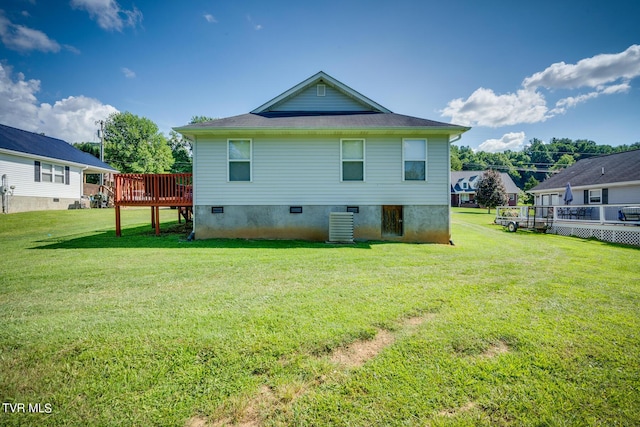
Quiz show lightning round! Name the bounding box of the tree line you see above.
[73,112,213,181]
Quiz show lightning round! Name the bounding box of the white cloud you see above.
[38,96,118,142]
[70,0,143,32]
[0,64,118,143]
[442,45,640,128]
[551,82,631,114]
[203,13,217,23]
[441,87,548,127]
[0,11,61,52]
[477,132,527,153]
[523,45,640,90]
[121,67,135,78]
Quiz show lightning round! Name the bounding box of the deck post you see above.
[151,206,155,229]
[115,205,121,237]
[154,206,160,235]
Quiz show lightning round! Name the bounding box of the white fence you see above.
[495,204,640,247]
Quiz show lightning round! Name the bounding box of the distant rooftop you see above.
[0,123,116,173]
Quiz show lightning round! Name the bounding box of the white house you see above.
[175,72,470,243]
[0,123,117,213]
[530,149,640,206]
[451,171,521,207]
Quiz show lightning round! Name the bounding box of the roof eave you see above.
[0,147,118,173]
[174,126,469,138]
[530,179,640,193]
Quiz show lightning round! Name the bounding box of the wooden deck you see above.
[495,204,640,246]
[114,173,193,236]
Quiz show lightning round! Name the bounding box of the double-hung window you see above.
[228,139,252,182]
[403,139,426,181]
[36,161,67,184]
[341,139,365,181]
[589,189,601,204]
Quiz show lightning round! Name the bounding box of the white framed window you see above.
[39,162,66,184]
[228,139,252,182]
[589,189,601,204]
[317,84,326,96]
[341,139,365,181]
[403,138,426,181]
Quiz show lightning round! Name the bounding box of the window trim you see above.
[340,138,365,182]
[36,161,68,184]
[227,139,252,182]
[402,138,427,181]
[589,189,602,204]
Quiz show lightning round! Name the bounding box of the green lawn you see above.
[1,207,639,426]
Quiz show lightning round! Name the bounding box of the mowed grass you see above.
[0,207,639,426]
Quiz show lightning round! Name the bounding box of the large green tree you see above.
[104,112,174,173]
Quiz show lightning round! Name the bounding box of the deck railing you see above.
[113,173,193,237]
[114,173,192,207]
[496,204,640,225]
[495,204,640,246]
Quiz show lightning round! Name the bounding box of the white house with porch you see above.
[0,123,117,213]
[499,150,640,246]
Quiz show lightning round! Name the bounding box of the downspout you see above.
[190,135,198,240]
[447,135,462,245]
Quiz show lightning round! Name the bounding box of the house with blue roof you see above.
[0,123,117,213]
[451,170,521,207]
[175,71,470,243]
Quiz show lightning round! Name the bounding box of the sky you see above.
[1,0,639,153]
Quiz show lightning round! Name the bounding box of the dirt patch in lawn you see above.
[330,314,434,368]
[330,329,395,368]
[481,340,510,358]
[438,401,477,417]
[204,314,437,426]
[185,415,210,427]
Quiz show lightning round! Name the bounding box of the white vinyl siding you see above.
[271,84,372,112]
[0,152,82,198]
[194,135,450,206]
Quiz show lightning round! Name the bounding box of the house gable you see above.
[251,71,391,114]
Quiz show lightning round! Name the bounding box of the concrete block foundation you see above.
[193,204,450,243]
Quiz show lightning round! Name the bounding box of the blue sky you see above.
[1,0,639,152]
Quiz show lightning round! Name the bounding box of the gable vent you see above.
[317,84,326,96]
[329,212,354,243]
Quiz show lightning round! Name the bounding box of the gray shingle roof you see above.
[531,149,640,191]
[0,123,117,172]
[176,112,467,132]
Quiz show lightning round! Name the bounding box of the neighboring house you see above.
[175,71,470,243]
[451,171,521,207]
[0,123,117,213]
[530,150,640,206]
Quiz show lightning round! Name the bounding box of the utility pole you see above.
[96,120,105,186]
